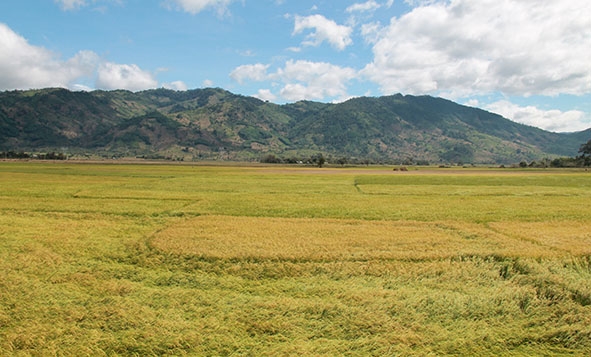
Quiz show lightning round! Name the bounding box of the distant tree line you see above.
[0,151,68,160]
[261,139,591,168]
[260,153,431,167]
[260,153,326,167]
[519,139,591,168]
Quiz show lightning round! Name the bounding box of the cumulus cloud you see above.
[96,62,159,91]
[230,60,357,102]
[0,23,181,92]
[0,23,99,90]
[485,100,591,133]
[274,60,357,101]
[165,0,234,16]
[362,0,591,98]
[229,63,269,84]
[293,15,353,51]
[163,81,189,91]
[275,60,357,100]
[253,89,277,102]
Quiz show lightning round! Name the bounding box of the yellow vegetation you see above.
[1,162,591,356]
[152,216,588,260]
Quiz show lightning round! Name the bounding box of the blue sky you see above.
[1,0,590,132]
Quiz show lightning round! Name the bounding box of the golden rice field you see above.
[1,161,591,356]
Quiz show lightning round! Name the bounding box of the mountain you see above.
[1,87,589,164]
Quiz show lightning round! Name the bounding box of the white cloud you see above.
[165,0,234,16]
[363,0,591,98]
[96,62,158,91]
[253,89,277,102]
[360,22,383,44]
[71,84,94,91]
[346,1,385,28]
[275,60,357,101]
[279,83,311,101]
[485,100,591,133]
[163,81,189,91]
[346,1,381,13]
[229,60,357,102]
[0,23,99,90]
[464,99,480,108]
[202,79,214,87]
[293,15,353,51]
[0,23,178,92]
[229,63,269,84]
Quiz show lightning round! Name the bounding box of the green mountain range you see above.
[1,87,589,164]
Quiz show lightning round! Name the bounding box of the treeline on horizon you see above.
[3,137,591,168]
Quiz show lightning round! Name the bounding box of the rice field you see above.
[1,162,590,355]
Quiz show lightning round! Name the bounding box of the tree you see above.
[311,153,325,168]
[578,139,591,166]
[336,157,348,166]
[317,154,325,168]
[579,139,591,157]
[260,154,281,164]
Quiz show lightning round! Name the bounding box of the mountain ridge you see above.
[1,87,589,164]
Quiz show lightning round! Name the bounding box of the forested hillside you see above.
[1,88,589,164]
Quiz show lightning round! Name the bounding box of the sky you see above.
[1,0,590,133]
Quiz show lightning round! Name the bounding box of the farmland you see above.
[1,162,591,355]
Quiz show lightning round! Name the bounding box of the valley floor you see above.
[1,162,590,355]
